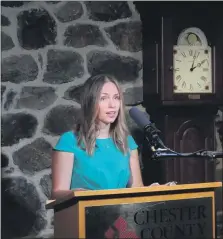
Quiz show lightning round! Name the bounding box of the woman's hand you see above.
[148,181,177,187]
[165,181,177,186]
[148,182,160,187]
[74,188,89,191]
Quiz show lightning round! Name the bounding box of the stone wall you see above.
[1,1,143,238]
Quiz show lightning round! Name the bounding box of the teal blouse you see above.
[54,131,138,190]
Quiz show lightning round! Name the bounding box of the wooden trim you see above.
[78,191,215,238]
[46,182,222,208]
[78,202,85,238]
[74,182,222,196]
[212,191,216,239]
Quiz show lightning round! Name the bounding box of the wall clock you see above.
[173,28,212,94]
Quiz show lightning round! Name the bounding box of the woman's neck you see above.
[97,122,111,138]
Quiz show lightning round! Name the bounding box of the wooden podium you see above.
[46,182,222,239]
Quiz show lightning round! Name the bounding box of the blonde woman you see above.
[51,74,144,199]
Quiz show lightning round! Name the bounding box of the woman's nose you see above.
[108,98,115,107]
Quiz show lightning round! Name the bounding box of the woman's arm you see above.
[51,151,75,199]
[128,149,144,188]
[51,150,89,200]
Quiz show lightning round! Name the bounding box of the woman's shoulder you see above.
[127,134,135,143]
[60,130,77,139]
[54,131,77,153]
[127,134,138,150]
[58,130,78,142]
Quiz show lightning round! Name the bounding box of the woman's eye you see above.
[100,97,106,101]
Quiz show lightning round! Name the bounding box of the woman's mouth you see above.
[106,111,116,118]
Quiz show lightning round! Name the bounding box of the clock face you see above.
[173,46,212,94]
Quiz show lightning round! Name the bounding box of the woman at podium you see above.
[51,74,144,199]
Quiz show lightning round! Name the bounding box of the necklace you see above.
[96,138,111,150]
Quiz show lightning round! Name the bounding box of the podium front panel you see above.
[78,192,215,239]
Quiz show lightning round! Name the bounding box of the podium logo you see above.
[105,216,139,239]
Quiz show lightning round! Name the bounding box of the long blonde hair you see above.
[75,74,129,156]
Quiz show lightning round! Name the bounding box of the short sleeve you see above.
[54,131,76,153]
[127,135,138,151]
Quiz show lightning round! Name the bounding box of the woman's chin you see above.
[103,117,117,124]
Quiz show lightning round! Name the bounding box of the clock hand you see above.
[190,59,196,71]
[191,65,197,71]
[190,60,206,71]
[197,60,206,67]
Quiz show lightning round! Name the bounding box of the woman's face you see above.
[97,81,121,125]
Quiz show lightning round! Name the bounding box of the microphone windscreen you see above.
[129,107,151,129]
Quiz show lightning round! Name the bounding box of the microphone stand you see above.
[152,148,223,161]
[143,124,223,161]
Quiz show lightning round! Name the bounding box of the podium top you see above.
[46,182,222,209]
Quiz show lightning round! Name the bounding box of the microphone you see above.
[129,107,165,151]
[129,107,223,161]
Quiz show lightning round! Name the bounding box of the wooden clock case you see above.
[135,2,223,184]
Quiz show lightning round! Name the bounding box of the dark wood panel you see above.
[170,115,214,183]
[141,108,216,185]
